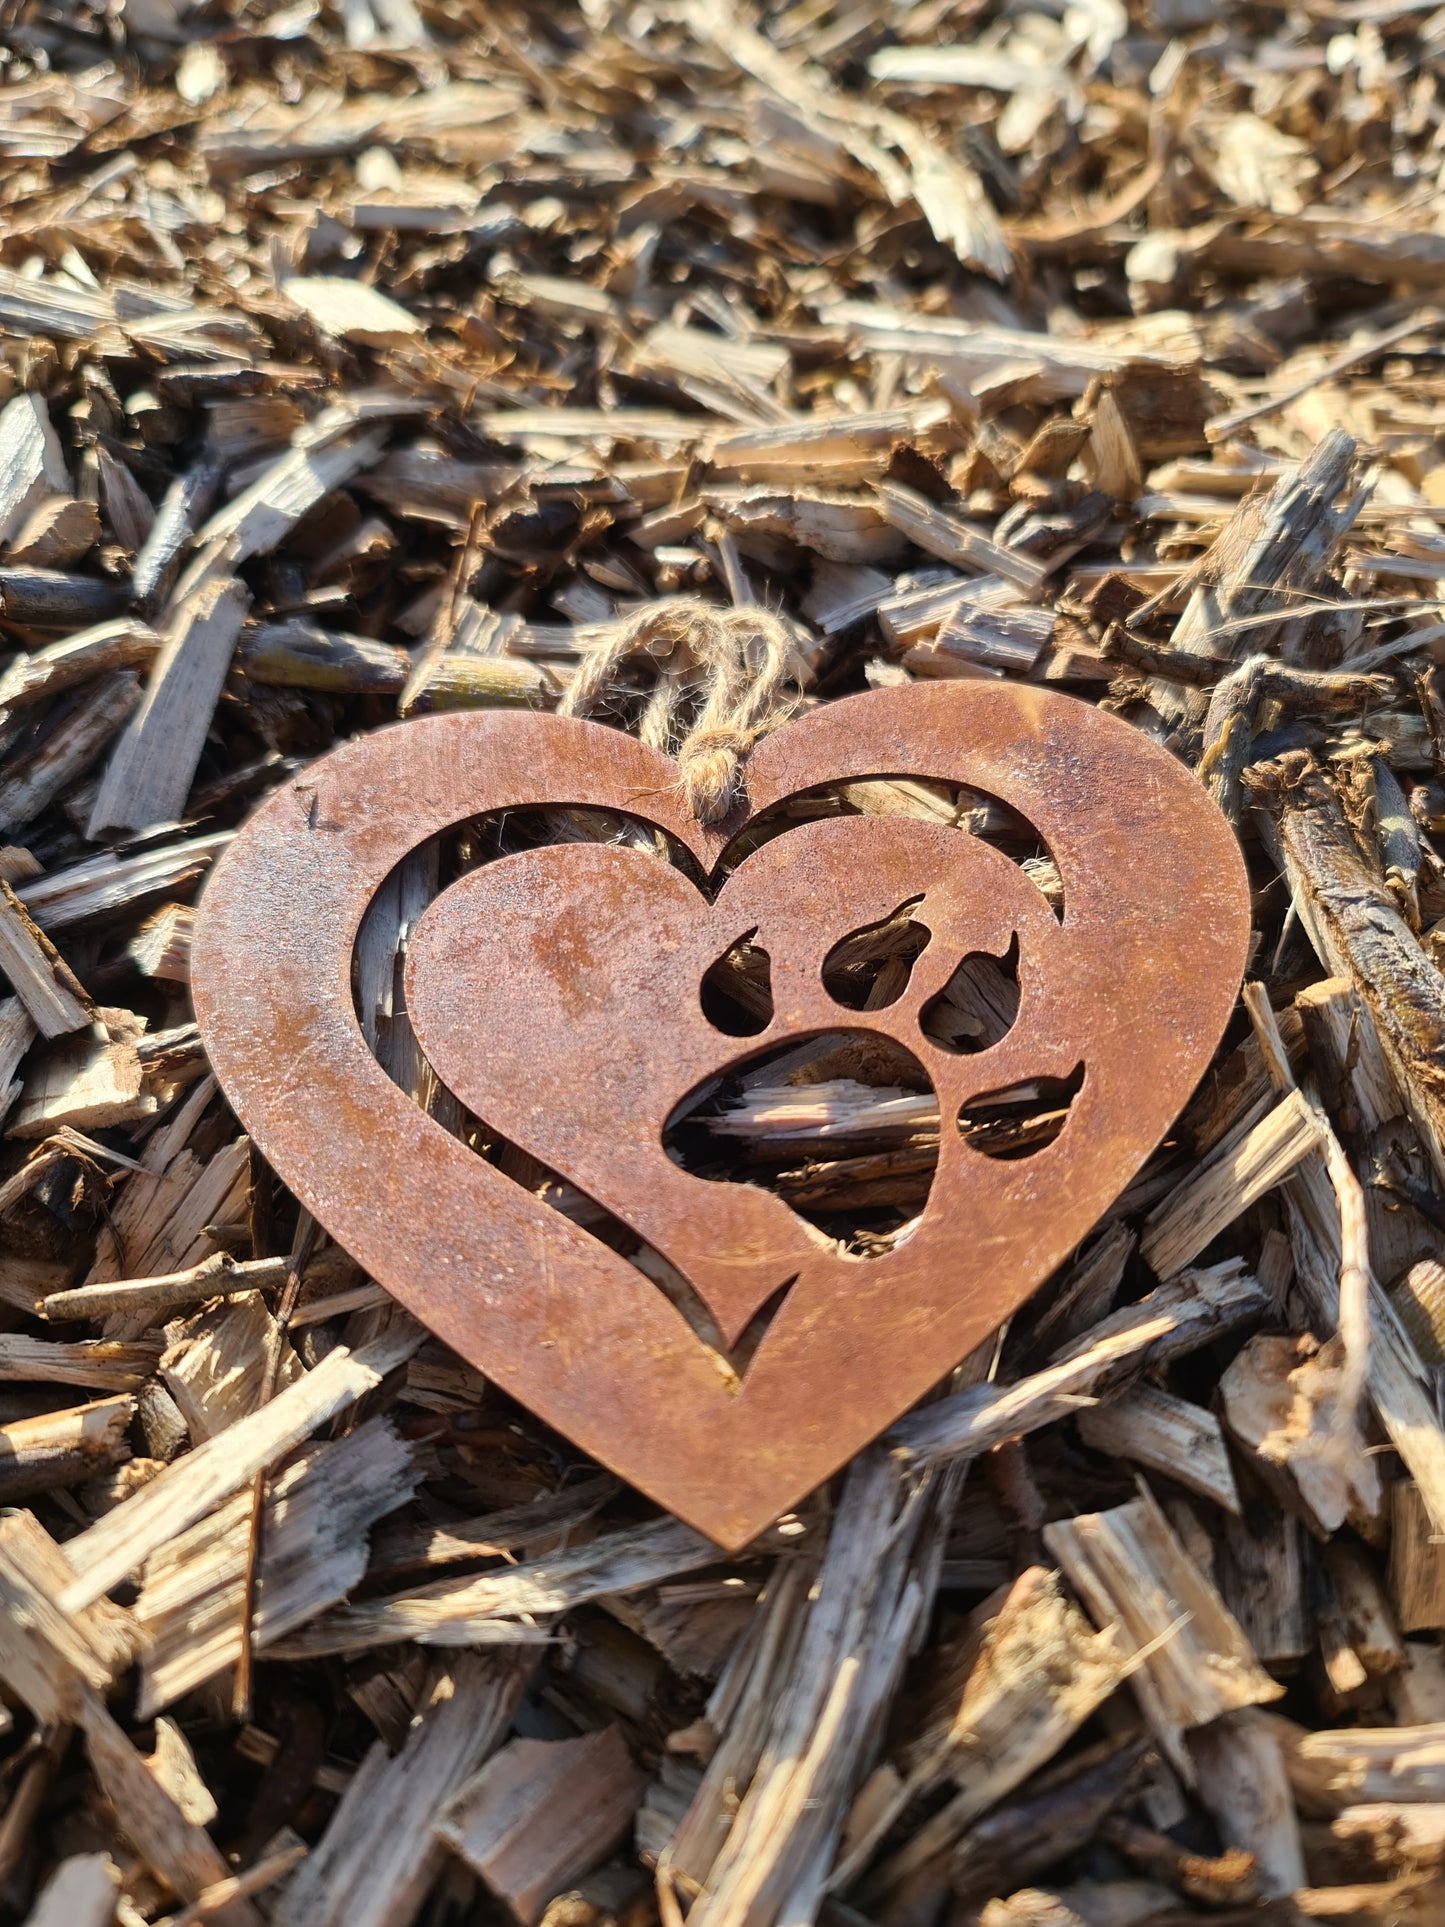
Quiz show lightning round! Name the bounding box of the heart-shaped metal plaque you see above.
[192,682,1249,1548]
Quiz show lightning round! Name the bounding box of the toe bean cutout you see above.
[921,934,1020,1055]
[821,897,931,1011]
[700,930,773,1036]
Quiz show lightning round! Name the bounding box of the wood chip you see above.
[1044,1485,1283,1779]
[87,578,250,837]
[0,879,91,1037]
[440,1727,645,1923]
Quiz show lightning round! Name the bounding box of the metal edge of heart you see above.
[190,683,1252,1548]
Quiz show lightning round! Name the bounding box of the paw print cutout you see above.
[193,683,1248,1547]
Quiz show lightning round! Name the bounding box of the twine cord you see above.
[558,598,798,824]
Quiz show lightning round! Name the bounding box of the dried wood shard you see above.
[1077,1386,1241,1514]
[1140,1090,1322,1279]
[851,1566,1130,1897]
[58,1324,424,1611]
[87,579,250,838]
[0,880,92,1038]
[12,1006,155,1137]
[267,1513,719,1657]
[21,1853,120,1927]
[284,277,424,344]
[440,1727,645,1923]
[1044,1486,1283,1779]
[133,1416,420,1715]
[0,392,70,546]
[0,671,143,835]
[272,1653,532,1927]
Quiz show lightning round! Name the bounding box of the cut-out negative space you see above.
[821,899,931,1011]
[921,934,1020,1054]
[959,1063,1085,1160]
[665,1029,939,1255]
[699,930,773,1036]
[192,682,1251,1550]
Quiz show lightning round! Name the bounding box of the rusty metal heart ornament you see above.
[192,683,1249,1549]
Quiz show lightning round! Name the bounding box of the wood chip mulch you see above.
[5,2,1445,1924]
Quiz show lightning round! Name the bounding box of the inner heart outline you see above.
[402,810,1076,1355]
[192,683,1250,1549]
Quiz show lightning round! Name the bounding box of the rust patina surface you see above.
[191,682,1250,1549]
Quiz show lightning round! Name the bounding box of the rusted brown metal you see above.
[191,682,1250,1550]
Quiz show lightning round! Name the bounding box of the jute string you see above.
[558,598,798,825]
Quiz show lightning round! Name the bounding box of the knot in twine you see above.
[557,598,800,825]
